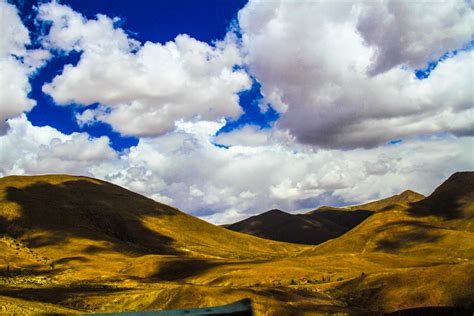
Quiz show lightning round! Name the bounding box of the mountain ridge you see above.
[0,174,304,260]
[226,188,426,245]
[0,172,473,314]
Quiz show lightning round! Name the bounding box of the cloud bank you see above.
[39,2,251,137]
[0,0,473,224]
[238,0,474,148]
[1,116,472,224]
[0,0,49,134]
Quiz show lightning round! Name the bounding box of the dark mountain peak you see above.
[309,206,345,214]
[227,186,434,245]
[445,171,474,183]
[261,209,289,216]
[227,206,370,245]
[227,209,291,231]
[409,171,474,220]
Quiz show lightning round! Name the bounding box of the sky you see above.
[0,0,473,224]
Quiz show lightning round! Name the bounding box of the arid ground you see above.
[0,172,473,315]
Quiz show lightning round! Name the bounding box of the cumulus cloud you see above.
[38,2,251,137]
[238,0,474,149]
[0,0,50,134]
[357,0,474,75]
[1,118,472,224]
[1,0,472,225]
[0,115,116,176]
[214,125,294,147]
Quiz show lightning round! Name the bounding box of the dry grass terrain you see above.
[0,172,473,315]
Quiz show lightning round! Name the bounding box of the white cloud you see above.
[38,2,251,137]
[2,118,472,224]
[0,0,50,134]
[357,0,474,75]
[0,0,29,58]
[0,115,116,176]
[215,124,300,150]
[137,123,473,223]
[238,0,474,149]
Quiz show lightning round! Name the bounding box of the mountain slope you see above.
[0,175,322,314]
[306,172,474,257]
[0,175,303,261]
[348,189,425,212]
[226,190,425,245]
[0,173,472,315]
[301,172,474,311]
[0,175,308,293]
[226,209,342,244]
[409,171,474,231]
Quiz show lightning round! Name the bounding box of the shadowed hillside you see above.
[226,190,425,245]
[301,172,474,312]
[0,176,182,256]
[225,209,342,244]
[0,175,303,260]
[409,172,474,229]
[306,172,474,257]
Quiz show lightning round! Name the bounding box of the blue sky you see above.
[1,0,472,223]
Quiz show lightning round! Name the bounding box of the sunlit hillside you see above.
[0,173,473,315]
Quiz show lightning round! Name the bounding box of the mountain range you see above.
[0,172,473,315]
[226,190,425,245]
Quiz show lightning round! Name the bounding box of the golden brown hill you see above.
[0,175,301,261]
[349,189,425,212]
[302,172,474,312]
[306,172,474,259]
[3,175,352,315]
[409,171,474,231]
[308,189,425,214]
[0,173,473,315]
[226,190,425,245]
